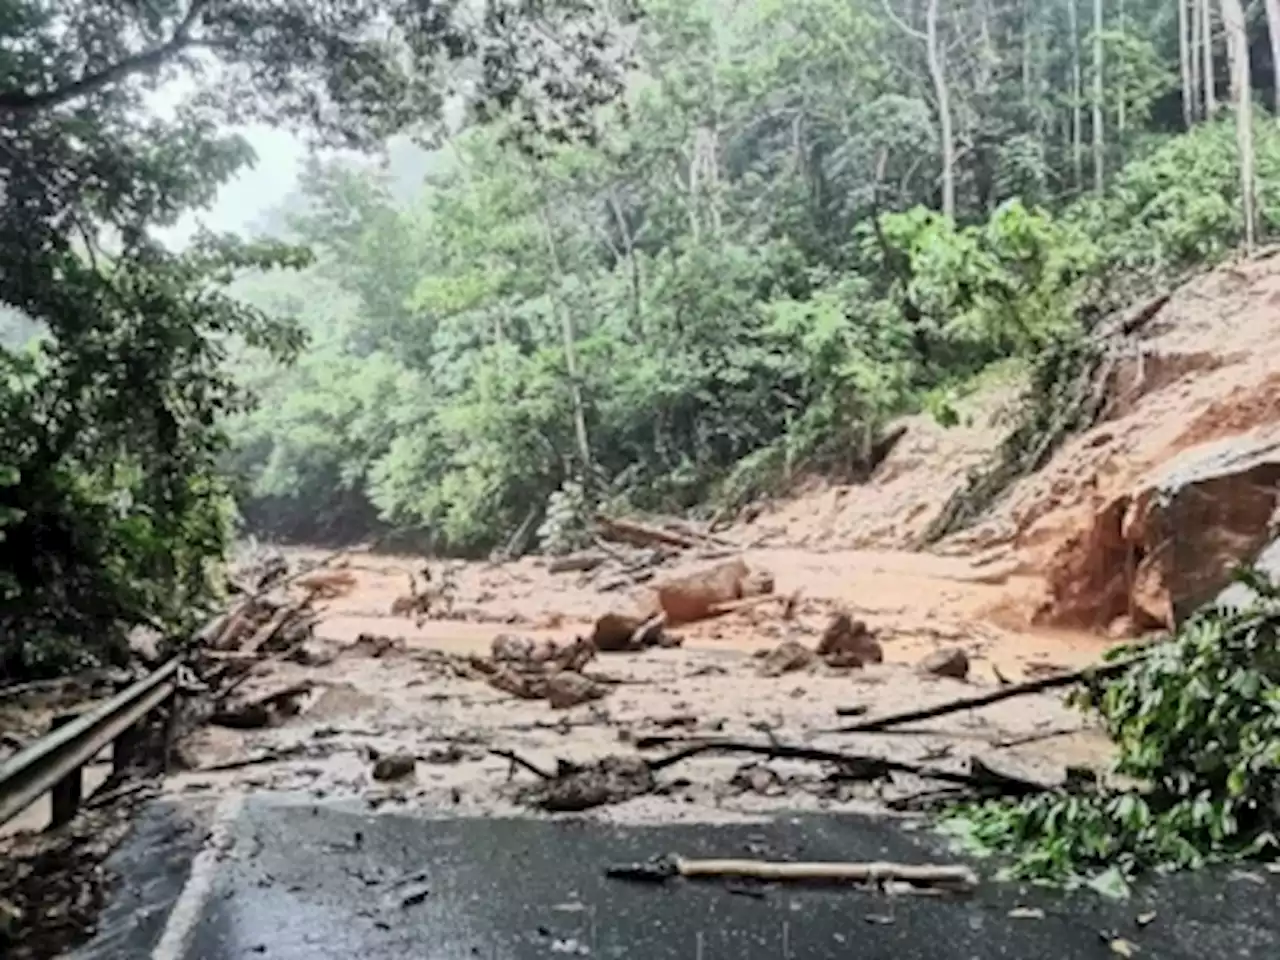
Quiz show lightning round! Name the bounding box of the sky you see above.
[153,122,306,250]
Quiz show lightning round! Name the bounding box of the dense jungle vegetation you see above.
[1,0,1276,679]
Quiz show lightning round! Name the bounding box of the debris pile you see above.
[467,635,609,709]
[182,551,343,733]
[542,512,751,599]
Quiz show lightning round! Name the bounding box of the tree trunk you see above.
[607,190,642,327]
[1179,0,1194,128]
[538,209,594,482]
[1190,0,1202,120]
[926,0,956,219]
[1116,0,1126,135]
[1220,0,1256,252]
[1092,0,1105,193]
[1068,0,1084,189]
[1264,0,1280,114]
[1202,0,1218,119]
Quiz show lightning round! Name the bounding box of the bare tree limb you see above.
[0,0,212,114]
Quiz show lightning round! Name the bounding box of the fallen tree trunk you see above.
[594,513,704,550]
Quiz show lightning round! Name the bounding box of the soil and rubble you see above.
[158,256,1280,822]
[4,255,1280,955]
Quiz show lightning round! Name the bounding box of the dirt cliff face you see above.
[941,259,1280,632]
[1038,428,1280,632]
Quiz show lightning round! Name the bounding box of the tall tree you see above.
[1220,0,1255,251]
[1093,0,1105,192]
[1179,0,1194,127]
[1069,0,1084,188]
[1265,0,1280,114]
[883,0,956,219]
[1202,0,1218,119]
[1189,0,1202,120]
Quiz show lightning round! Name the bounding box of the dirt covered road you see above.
[171,253,1280,821]
[170,541,1117,823]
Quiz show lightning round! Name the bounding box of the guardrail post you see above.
[112,722,141,777]
[48,713,82,829]
[162,689,181,775]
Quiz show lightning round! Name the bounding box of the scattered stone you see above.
[590,612,680,652]
[918,646,970,680]
[287,641,337,667]
[424,744,467,765]
[349,633,407,659]
[545,672,608,710]
[816,613,883,668]
[371,752,417,782]
[398,884,431,908]
[730,762,786,796]
[519,755,656,811]
[756,639,816,677]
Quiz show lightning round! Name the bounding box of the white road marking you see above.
[151,791,244,960]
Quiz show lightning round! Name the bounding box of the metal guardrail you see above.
[0,658,181,829]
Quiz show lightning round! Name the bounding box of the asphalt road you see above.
[72,793,1280,960]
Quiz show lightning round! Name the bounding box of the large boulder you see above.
[1042,427,1280,630]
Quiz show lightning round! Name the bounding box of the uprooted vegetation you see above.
[940,570,1280,895]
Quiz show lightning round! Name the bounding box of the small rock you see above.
[545,671,608,710]
[918,646,970,680]
[399,884,431,907]
[816,613,883,668]
[424,744,466,764]
[1106,616,1135,640]
[287,641,337,667]
[371,752,417,781]
[757,640,815,677]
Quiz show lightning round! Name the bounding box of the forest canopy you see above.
[225,0,1275,557]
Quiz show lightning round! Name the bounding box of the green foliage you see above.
[1072,119,1280,280]
[0,0,635,680]
[940,574,1280,894]
[224,0,1280,558]
[878,200,1099,366]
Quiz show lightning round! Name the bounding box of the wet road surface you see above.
[73,794,1280,960]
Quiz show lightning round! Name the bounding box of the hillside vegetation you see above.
[225,0,1276,558]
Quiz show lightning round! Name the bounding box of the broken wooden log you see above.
[547,552,607,574]
[605,855,977,891]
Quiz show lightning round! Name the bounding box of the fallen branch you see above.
[489,748,553,780]
[643,737,1052,795]
[606,855,977,891]
[832,656,1144,734]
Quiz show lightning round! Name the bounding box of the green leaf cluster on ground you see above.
[940,570,1280,895]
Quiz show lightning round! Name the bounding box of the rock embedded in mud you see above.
[757,639,816,677]
[371,752,417,781]
[349,633,407,659]
[815,613,883,668]
[1041,428,1280,631]
[590,612,679,651]
[519,755,655,812]
[918,646,970,680]
[643,558,774,626]
[544,671,608,709]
